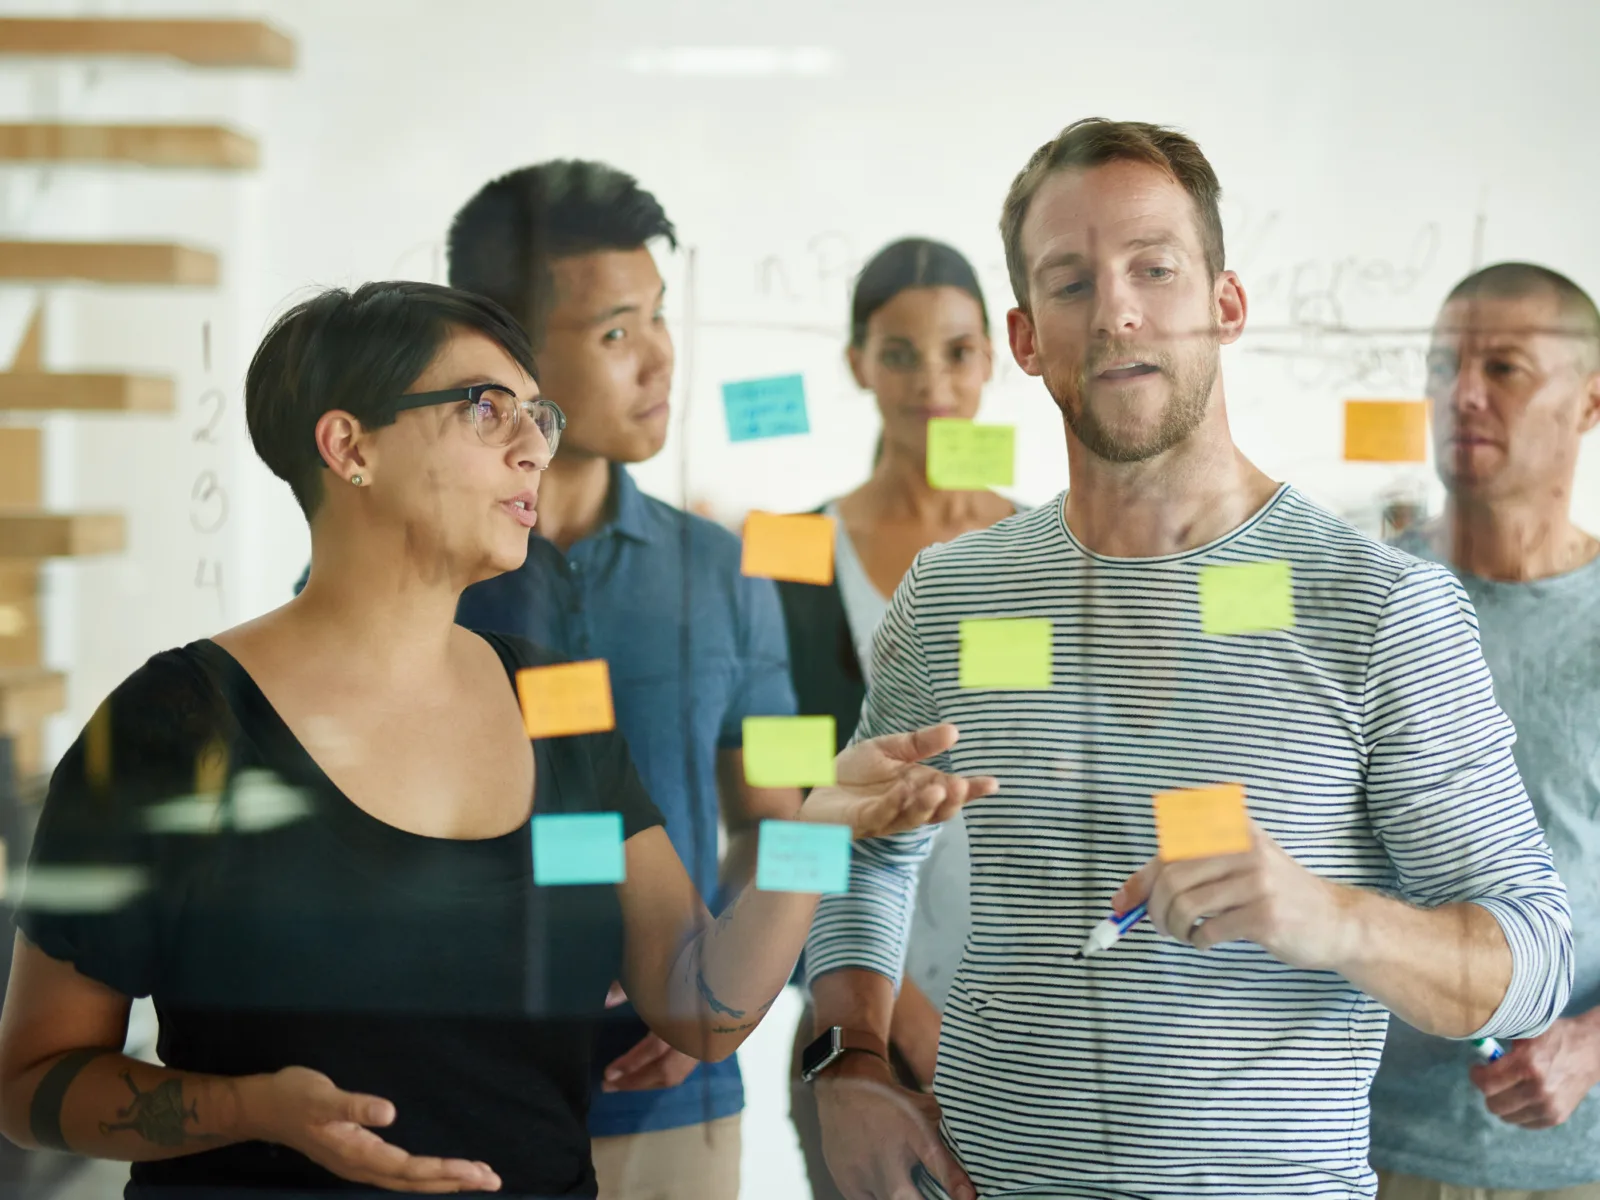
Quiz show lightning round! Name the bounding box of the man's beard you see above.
[1044,338,1219,464]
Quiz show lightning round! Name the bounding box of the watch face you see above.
[801,1028,842,1080]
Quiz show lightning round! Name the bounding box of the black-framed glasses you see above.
[394,383,565,454]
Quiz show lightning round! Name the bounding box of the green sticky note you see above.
[1198,560,1295,635]
[743,715,837,787]
[532,813,625,885]
[927,419,1015,490]
[756,820,852,893]
[959,618,1053,689]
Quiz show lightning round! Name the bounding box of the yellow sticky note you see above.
[1153,783,1250,862]
[517,660,616,738]
[958,618,1052,689]
[743,715,836,788]
[741,511,836,585]
[1198,561,1294,636]
[1344,399,1429,463]
[927,419,1015,490]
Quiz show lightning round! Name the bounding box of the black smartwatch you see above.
[801,1026,890,1083]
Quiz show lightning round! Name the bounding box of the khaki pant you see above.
[591,1114,741,1200]
[1378,1169,1600,1200]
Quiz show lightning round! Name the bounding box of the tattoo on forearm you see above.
[711,1021,761,1034]
[30,1048,115,1151]
[98,1071,214,1147]
[695,968,746,1019]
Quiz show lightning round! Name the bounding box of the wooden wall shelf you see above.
[0,563,39,671]
[0,372,175,413]
[0,241,219,286]
[0,513,125,558]
[0,122,259,169]
[0,429,41,509]
[0,18,295,69]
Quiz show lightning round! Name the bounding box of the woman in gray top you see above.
[777,237,1017,1200]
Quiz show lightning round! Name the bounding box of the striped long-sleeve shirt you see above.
[804,486,1572,1199]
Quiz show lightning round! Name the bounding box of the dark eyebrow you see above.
[1034,236,1187,276]
[588,283,668,327]
[1126,236,1186,253]
[446,375,535,399]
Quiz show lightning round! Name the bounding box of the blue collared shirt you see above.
[456,464,797,1136]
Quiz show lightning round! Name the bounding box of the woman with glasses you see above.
[0,281,995,1198]
[781,240,1018,1200]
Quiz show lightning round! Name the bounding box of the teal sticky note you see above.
[1198,560,1295,636]
[531,812,625,885]
[723,374,809,442]
[743,715,836,787]
[755,820,852,893]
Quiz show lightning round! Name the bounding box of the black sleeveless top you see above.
[20,633,662,1198]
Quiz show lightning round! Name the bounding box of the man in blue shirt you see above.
[448,161,802,1200]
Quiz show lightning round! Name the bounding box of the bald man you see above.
[1370,262,1600,1200]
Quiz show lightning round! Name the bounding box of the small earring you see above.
[351,474,364,486]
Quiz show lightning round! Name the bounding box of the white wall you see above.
[6,0,1600,1194]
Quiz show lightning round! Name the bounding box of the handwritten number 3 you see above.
[190,472,228,534]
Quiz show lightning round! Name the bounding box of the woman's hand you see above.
[237,1067,501,1193]
[799,724,997,839]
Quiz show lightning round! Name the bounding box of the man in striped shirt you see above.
[800,118,1574,1200]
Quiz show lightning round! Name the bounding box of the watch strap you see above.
[834,1028,890,1062]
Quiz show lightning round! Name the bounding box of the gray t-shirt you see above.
[1370,531,1600,1190]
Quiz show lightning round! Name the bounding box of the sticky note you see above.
[743,715,836,788]
[723,374,809,442]
[927,419,1015,490]
[532,812,625,885]
[1152,783,1250,862]
[517,660,616,738]
[1344,399,1429,463]
[1198,561,1294,636]
[741,511,836,585]
[756,820,852,893]
[958,618,1052,689]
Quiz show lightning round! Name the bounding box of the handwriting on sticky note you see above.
[517,660,616,738]
[756,819,852,893]
[723,374,809,442]
[743,715,836,788]
[958,618,1052,689]
[532,813,625,885]
[1153,783,1250,862]
[741,511,835,585]
[1198,561,1294,636]
[926,419,1015,490]
[1344,399,1429,463]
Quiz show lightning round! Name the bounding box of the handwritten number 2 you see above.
[193,388,225,444]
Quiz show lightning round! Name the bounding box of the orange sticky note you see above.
[517,660,616,738]
[1344,399,1429,462]
[741,511,835,585]
[1152,783,1250,862]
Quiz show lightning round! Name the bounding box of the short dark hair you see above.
[447,160,678,346]
[246,280,537,518]
[849,238,989,349]
[1444,261,1600,367]
[1000,117,1225,309]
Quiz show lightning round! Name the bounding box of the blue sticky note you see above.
[755,819,851,894]
[722,374,809,442]
[531,813,625,885]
